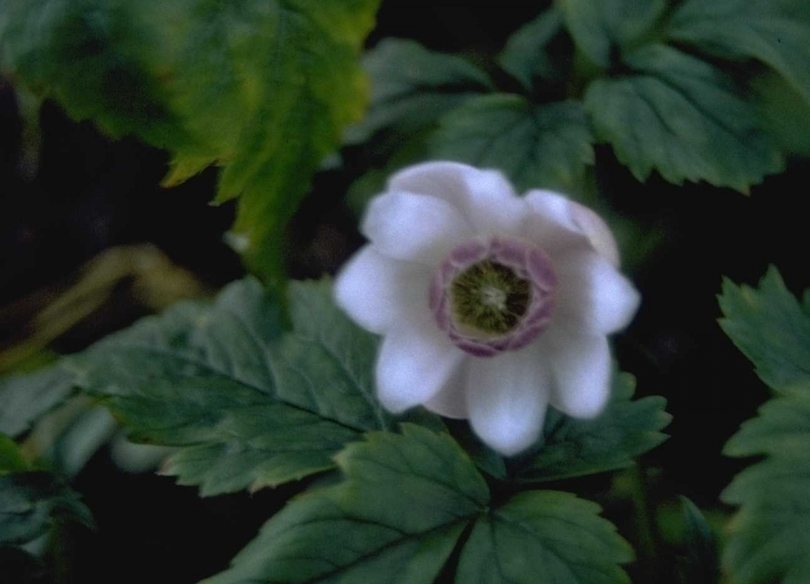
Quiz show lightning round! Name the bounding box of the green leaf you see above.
[584,44,783,192]
[674,497,720,584]
[0,0,380,283]
[0,435,28,473]
[202,424,490,584]
[718,266,810,395]
[345,39,494,147]
[669,0,810,107]
[498,7,565,91]
[204,425,633,584]
[430,95,594,193]
[0,471,93,545]
[0,366,76,438]
[456,491,634,584]
[721,392,810,584]
[559,0,668,68]
[516,372,670,483]
[67,278,391,495]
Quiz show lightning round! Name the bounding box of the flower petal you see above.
[553,248,641,335]
[334,247,431,334]
[547,332,612,418]
[362,189,472,265]
[465,349,550,456]
[389,161,526,235]
[423,362,468,418]
[375,316,465,413]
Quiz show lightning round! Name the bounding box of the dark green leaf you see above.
[67,278,390,495]
[669,0,810,107]
[457,491,633,584]
[202,424,490,584]
[345,39,493,147]
[0,435,28,473]
[674,497,719,584]
[560,0,668,67]
[1,0,380,283]
[584,44,783,192]
[498,7,565,91]
[430,95,594,192]
[0,366,75,438]
[0,471,92,545]
[516,372,670,483]
[718,266,810,394]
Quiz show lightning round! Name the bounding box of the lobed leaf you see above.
[585,44,783,192]
[498,7,565,91]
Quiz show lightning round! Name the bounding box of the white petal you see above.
[553,249,641,335]
[465,349,550,456]
[568,202,621,267]
[547,332,612,418]
[389,161,526,235]
[423,362,468,418]
[362,190,472,265]
[375,317,465,413]
[522,190,590,254]
[334,247,431,334]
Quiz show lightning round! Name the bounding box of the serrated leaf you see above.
[0,471,93,545]
[718,266,810,395]
[669,0,810,108]
[498,7,565,91]
[344,39,494,147]
[456,491,633,584]
[202,424,490,584]
[430,95,594,193]
[516,371,670,483]
[584,44,783,192]
[0,0,380,283]
[66,278,390,496]
[559,0,668,68]
[721,392,810,584]
[0,366,76,438]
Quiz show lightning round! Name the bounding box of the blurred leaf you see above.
[456,491,634,584]
[203,425,633,584]
[669,0,810,107]
[753,71,810,158]
[498,7,565,91]
[68,278,390,495]
[674,497,719,584]
[721,392,810,584]
[0,471,92,545]
[718,266,810,394]
[0,434,28,473]
[559,0,668,67]
[584,44,783,192]
[430,95,594,193]
[344,39,493,148]
[0,366,75,438]
[516,372,670,483]
[0,0,380,283]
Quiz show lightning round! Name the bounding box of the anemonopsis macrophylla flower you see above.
[335,162,640,456]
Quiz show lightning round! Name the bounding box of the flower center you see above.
[430,236,557,357]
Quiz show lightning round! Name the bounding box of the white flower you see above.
[335,162,640,456]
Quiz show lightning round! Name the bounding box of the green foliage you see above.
[204,425,633,584]
[0,366,75,438]
[719,267,810,584]
[66,278,390,495]
[498,7,565,91]
[673,497,719,584]
[431,96,594,193]
[517,372,670,483]
[0,0,380,283]
[0,434,28,473]
[584,44,783,193]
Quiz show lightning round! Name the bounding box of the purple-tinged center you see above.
[430,236,557,357]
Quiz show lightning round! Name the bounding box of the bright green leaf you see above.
[0,366,75,438]
[718,266,810,394]
[721,392,810,584]
[202,424,490,584]
[559,0,668,68]
[345,39,493,147]
[430,95,594,192]
[457,491,633,584]
[669,0,810,107]
[67,278,390,495]
[498,7,565,91]
[0,0,380,283]
[0,471,93,545]
[584,44,783,192]
[516,372,670,483]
